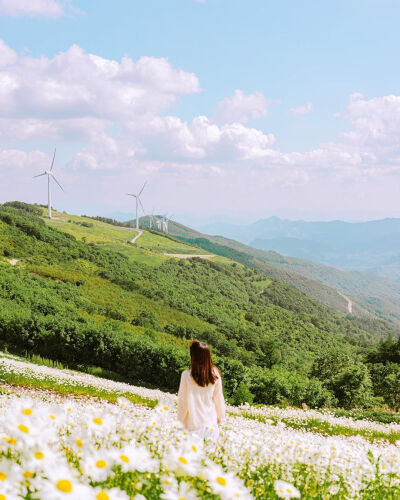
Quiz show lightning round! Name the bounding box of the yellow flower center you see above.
[192,445,197,453]
[34,451,44,460]
[164,406,169,410]
[96,491,110,500]
[216,476,226,486]
[76,439,83,447]
[178,497,187,500]
[24,471,34,478]
[0,472,7,481]
[18,424,29,434]
[178,456,188,464]
[93,418,103,425]
[22,408,32,416]
[0,494,6,500]
[50,415,56,420]
[56,480,73,493]
[96,460,107,469]
[120,455,129,463]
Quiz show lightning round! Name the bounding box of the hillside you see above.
[0,201,399,410]
[165,220,400,327]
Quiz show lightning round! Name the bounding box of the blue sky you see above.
[0,0,399,224]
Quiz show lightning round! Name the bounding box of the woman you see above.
[177,340,225,439]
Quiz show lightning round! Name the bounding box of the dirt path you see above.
[338,291,353,314]
[131,230,143,245]
[8,259,18,266]
[164,253,213,259]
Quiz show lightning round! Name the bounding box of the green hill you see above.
[164,220,400,327]
[0,201,399,409]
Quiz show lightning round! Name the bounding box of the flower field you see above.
[2,355,400,498]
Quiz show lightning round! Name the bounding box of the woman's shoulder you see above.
[213,366,221,379]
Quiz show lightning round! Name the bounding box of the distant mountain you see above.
[200,217,400,278]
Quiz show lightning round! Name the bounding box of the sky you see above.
[0,0,400,225]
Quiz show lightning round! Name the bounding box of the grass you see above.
[333,408,400,425]
[236,411,400,444]
[44,210,227,267]
[46,211,138,245]
[0,365,157,408]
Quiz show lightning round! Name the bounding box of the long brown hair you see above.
[190,340,218,387]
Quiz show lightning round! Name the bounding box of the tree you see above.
[329,364,374,409]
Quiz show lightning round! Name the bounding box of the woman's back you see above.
[177,368,225,432]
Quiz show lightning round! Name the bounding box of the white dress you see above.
[177,369,226,439]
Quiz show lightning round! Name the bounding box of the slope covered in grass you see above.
[0,201,398,409]
[166,220,400,327]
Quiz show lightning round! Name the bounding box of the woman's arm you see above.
[177,371,189,424]
[212,376,226,424]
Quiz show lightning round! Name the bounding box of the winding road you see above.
[163,253,213,259]
[130,230,143,245]
[338,291,353,314]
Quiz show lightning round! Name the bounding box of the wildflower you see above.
[92,487,130,500]
[274,480,301,499]
[81,451,117,482]
[161,480,199,500]
[116,445,157,473]
[203,463,253,500]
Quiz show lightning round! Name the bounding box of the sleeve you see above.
[212,376,226,422]
[177,371,189,424]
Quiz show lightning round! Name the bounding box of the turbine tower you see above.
[33,148,64,218]
[149,209,155,230]
[126,181,147,230]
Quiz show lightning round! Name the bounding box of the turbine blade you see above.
[33,172,46,178]
[138,181,147,196]
[50,148,56,171]
[126,193,136,197]
[138,198,145,214]
[51,173,64,192]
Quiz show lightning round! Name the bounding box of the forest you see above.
[0,201,399,410]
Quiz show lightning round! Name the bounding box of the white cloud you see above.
[0,43,200,122]
[1,38,400,185]
[0,0,64,17]
[290,102,313,115]
[0,148,49,169]
[215,89,269,123]
[0,40,17,67]
[341,93,400,148]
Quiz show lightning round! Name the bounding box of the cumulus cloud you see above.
[0,40,17,67]
[290,102,313,115]
[0,148,49,169]
[215,90,269,123]
[0,43,200,122]
[1,38,400,183]
[341,93,400,148]
[0,0,65,17]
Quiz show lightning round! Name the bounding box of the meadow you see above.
[2,353,400,499]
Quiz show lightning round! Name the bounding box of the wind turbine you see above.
[33,148,64,218]
[149,209,155,230]
[165,214,174,234]
[126,181,146,230]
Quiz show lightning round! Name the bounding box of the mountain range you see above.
[199,217,400,281]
